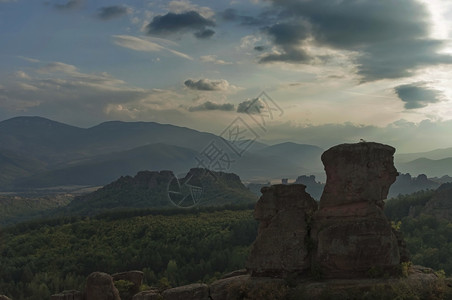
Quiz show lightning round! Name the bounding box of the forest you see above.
[2,190,452,299]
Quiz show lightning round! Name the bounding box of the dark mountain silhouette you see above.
[13,143,199,188]
[397,157,452,177]
[396,147,452,163]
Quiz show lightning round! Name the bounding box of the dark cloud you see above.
[97,5,130,20]
[394,83,443,109]
[258,0,452,80]
[237,98,264,114]
[54,0,82,10]
[194,29,215,39]
[259,22,312,63]
[188,101,234,112]
[184,79,230,91]
[146,11,215,39]
[254,46,265,52]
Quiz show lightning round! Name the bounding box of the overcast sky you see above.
[1,0,452,152]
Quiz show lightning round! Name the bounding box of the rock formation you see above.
[246,184,317,276]
[112,271,144,300]
[85,272,121,300]
[0,295,11,300]
[312,142,401,278]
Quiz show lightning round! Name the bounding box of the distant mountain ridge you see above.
[0,116,327,190]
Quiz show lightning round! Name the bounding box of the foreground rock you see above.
[246,184,317,276]
[312,142,401,278]
[112,271,144,300]
[85,272,121,300]
[162,283,209,300]
[0,296,12,300]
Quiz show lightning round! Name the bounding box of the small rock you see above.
[85,272,121,300]
[112,270,144,297]
[162,283,209,300]
[132,290,161,300]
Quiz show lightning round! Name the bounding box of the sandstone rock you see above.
[161,283,209,300]
[112,270,144,298]
[210,275,288,300]
[210,275,250,300]
[0,295,12,300]
[132,290,161,300]
[85,272,121,300]
[246,184,317,276]
[312,142,401,278]
[50,290,83,300]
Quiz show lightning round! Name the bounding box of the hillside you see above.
[0,208,257,300]
[61,168,257,216]
[14,144,199,189]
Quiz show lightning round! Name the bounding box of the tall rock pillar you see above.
[312,142,400,278]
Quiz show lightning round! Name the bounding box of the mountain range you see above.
[1,116,451,191]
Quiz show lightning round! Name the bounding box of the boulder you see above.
[312,142,401,278]
[112,270,144,298]
[85,272,121,300]
[161,283,209,300]
[246,184,317,276]
[0,296,12,300]
[132,290,161,300]
[210,275,288,300]
[50,290,83,300]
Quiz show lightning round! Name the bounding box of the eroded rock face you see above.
[246,184,317,276]
[85,272,121,300]
[312,142,401,278]
[112,270,144,299]
[162,283,209,300]
[0,295,12,300]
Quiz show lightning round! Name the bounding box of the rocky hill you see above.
[62,168,257,216]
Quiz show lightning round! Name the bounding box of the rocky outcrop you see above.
[162,283,209,300]
[0,295,12,300]
[132,290,161,300]
[85,272,121,300]
[246,184,317,276]
[312,142,401,278]
[50,290,83,300]
[112,270,144,299]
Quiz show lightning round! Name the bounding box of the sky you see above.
[1,0,452,152]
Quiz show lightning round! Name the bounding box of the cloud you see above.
[97,5,130,20]
[220,8,265,26]
[257,0,452,81]
[0,61,188,126]
[200,55,232,65]
[236,98,265,114]
[259,22,312,63]
[194,29,215,39]
[394,82,443,109]
[54,0,83,10]
[188,101,235,112]
[112,35,193,60]
[184,79,232,91]
[167,0,214,18]
[146,11,215,39]
[254,46,265,52]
